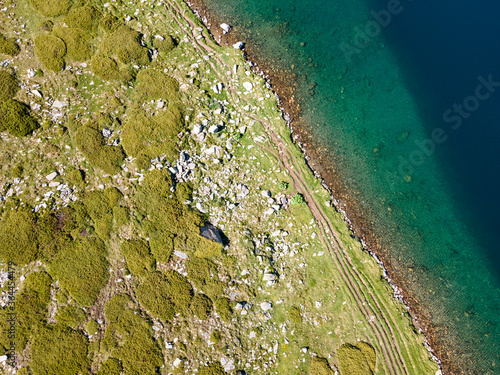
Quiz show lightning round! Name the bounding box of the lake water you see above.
[199,0,500,372]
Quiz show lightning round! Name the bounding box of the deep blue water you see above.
[200,0,500,372]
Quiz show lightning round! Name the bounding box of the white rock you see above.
[165,342,173,349]
[220,23,231,33]
[173,358,182,367]
[208,125,220,133]
[264,207,275,216]
[243,82,253,91]
[196,202,207,213]
[32,90,42,97]
[249,331,256,339]
[0,355,7,363]
[48,181,60,187]
[46,172,58,181]
[260,302,272,311]
[192,124,203,134]
[261,190,271,197]
[301,347,309,354]
[263,273,276,281]
[52,100,67,109]
[174,250,188,259]
[157,100,164,109]
[315,301,322,308]
[233,41,245,49]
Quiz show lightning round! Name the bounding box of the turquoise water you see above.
[199,0,500,372]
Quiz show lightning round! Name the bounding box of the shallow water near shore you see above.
[198,0,500,373]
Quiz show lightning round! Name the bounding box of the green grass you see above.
[190,293,213,320]
[309,357,334,375]
[64,4,101,32]
[98,25,149,66]
[0,208,39,264]
[198,362,225,375]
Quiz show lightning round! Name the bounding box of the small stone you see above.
[0,355,7,363]
[174,250,188,259]
[208,125,220,133]
[260,302,272,311]
[173,358,182,367]
[52,100,66,109]
[192,124,203,134]
[32,90,42,97]
[220,23,231,33]
[46,172,58,181]
[48,181,60,187]
[301,347,309,354]
[263,273,276,281]
[264,208,275,216]
[165,342,173,349]
[315,301,322,308]
[196,202,207,213]
[233,41,244,49]
[261,190,271,197]
[157,100,164,109]
[243,82,253,91]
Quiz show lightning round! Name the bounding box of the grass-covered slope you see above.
[0,0,440,374]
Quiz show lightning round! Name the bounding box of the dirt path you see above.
[164,1,424,373]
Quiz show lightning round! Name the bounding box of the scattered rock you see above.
[46,172,58,181]
[260,302,272,311]
[243,82,253,92]
[192,124,203,134]
[196,202,207,213]
[52,100,67,109]
[174,250,188,259]
[263,273,276,281]
[208,125,220,133]
[220,23,231,34]
[261,190,271,197]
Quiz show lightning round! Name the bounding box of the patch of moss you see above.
[29,0,72,17]
[135,69,179,101]
[291,193,305,205]
[49,236,109,306]
[34,34,66,72]
[121,104,184,163]
[15,271,52,349]
[90,54,130,81]
[97,358,123,375]
[0,99,39,136]
[30,326,89,375]
[337,343,374,375]
[175,182,193,203]
[82,188,122,239]
[148,232,174,263]
[0,70,18,102]
[289,306,302,323]
[357,342,376,371]
[154,35,176,54]
[198,362,225,375]
[309,357,334,375]
[99,15,120,33]
[56,305,86,329]
[86,319,99,335]
[113,205,129,227]
[0,208,38,264]
[52,26,92,61]
[36,211,72,260]
[134,270,193,321]
[64,4,100,32]
[0,35,20,56]
[66,166,86,189]
[190,293,213,320]
[103,296,163,374]
[121,240,155,277]
[99,25,149,65]
[214,297,232,322]
[74,123,125,175]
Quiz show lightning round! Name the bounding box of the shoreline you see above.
[184,0,447,373]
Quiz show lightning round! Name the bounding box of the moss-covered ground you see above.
[0,0,440,374]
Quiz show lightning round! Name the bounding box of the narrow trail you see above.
[163,1,425,373]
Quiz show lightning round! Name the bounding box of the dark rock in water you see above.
[200,223,223,243]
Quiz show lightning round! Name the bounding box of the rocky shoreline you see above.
[183,0,449,373]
